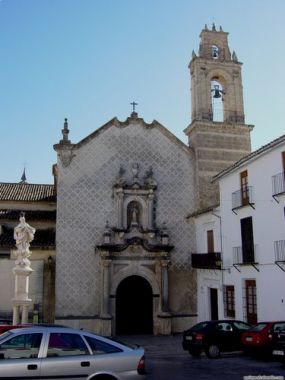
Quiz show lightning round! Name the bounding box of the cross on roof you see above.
[130,101,138,112]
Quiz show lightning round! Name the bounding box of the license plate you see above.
[186,336,193,341]
[273,350,284,356]
[245,337,253,342]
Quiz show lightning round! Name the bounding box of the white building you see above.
[216,134,285,324]
[192,135,285,324]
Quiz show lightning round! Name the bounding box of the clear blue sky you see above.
[0,0,284,184]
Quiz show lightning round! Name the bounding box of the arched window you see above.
[211,45,219,59]
[211,79,224,122]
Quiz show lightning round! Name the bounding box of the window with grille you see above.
[224,285,235,318]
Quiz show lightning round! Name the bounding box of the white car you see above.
[0,325,146,379]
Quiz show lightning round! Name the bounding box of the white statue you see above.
[14,214,36,267]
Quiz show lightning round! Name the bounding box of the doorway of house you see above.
[210,288,218,320]
[116,275,153,335]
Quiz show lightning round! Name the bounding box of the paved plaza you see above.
[122,335,285,380]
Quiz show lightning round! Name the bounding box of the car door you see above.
[40,332,94,380]
[0,331,43,378]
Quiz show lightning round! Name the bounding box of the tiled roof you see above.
[0,183,56,202]
[213,134,285,181]
[0,226,55,248]
[0,209,56,221]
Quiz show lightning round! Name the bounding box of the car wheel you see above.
[189,348,201,357]
[206,344,220,358]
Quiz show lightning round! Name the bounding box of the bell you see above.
[213,85,221,98]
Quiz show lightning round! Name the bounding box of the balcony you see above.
[232,186,254,212]
[272,172,285,199]
[232,245,259,272]
[191,252,222,270]
[274,240,285,272]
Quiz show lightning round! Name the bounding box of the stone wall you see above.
[55,118,197,332]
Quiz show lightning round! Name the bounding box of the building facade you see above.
[192,135,285,324]
[216,135,285,324]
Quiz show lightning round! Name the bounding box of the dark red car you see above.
[241,321,285,356]
[0,324,30,335]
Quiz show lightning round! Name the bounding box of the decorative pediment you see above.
[114,163,157,190]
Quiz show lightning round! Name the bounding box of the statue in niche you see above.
[131,207,138,225]
[127,201,141,229]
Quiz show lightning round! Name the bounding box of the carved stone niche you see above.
[114,163,157,232]
[98,164,172,252]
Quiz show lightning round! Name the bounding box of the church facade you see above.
[53,24,253,335]
[0,25,254,335]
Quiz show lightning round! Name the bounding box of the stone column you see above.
[161,260,170,312]
[117,191,124,229]
[101,259,111,318]
[147,192,154,229]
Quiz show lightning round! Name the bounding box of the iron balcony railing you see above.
[191,252,222,269]
[274,240,285,262]
[233,245,257,264]
[232,186,254,210]
[272,172,285,196]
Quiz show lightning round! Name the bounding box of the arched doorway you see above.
[116,275,153,335]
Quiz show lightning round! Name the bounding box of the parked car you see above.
[271,322,285,364]
[241,321,285,356]
[182,320,251,358]
[0,326,146,379]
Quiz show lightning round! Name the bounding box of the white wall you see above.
[219,141,285,322]
[194,211,224,322]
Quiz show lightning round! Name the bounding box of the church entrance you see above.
[115,275,153,335]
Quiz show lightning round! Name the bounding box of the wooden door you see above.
[245,280,257,325]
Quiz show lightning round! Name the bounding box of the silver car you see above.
[0,326,146,379]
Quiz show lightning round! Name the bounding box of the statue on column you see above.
[12,213,36,325]
[14,213,36,267]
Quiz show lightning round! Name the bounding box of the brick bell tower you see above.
[184,24,254,209]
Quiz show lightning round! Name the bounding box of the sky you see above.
[0,0,284,184]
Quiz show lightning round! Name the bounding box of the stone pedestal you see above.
[12,265,33,324]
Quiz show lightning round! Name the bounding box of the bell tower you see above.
[185,24,254,209]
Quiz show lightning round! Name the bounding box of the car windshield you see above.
[249,323,267,332]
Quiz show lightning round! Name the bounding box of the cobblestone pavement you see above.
[121,334,285,380]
